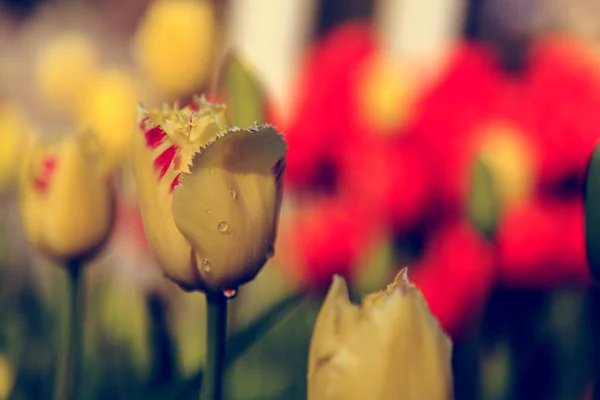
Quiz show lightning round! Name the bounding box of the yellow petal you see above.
[0,102,31,193]
[133,0,216,97]
[478,123,536,210]
[172,125,286,291]
[19,134,114,262]
[0,353,14,400]
[77,68,139,167]
[35,33,99,113]
[308,270,453,400]
[132,110,197,289]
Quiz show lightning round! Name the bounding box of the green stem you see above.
[55,260,84,400]
[200,291,228,400]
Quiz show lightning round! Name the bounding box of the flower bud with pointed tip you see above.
[132,96,287,292]
[308,270,453,400]
[133,0,216,97]
[18,133,114,263]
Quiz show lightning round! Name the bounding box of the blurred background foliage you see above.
[1,0,600,399]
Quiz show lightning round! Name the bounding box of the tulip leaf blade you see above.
[585,140,600,281]
[218,51,266,127]
[226,291,304,367]
[467,156,500,239]
[171,291,303,399]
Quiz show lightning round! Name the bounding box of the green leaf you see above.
[219,52,266,127]
[226,291,304,366]
[172,291,304,399]
[584,141,600,281]
[467,156,500,239]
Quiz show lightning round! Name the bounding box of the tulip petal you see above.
[132,111,197,289]
[172,125,286,290]
[308,272,453,400]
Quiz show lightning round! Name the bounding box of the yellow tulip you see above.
[133,96,287,292]
[77,68,139,167]
[0,102,32,193]
[18,133,114,262]
[35,33,99,113]
[0,353,13,400]
[308,269,453,400]
[133,0,216,97]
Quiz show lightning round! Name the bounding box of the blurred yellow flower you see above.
[78,68,139,167]
[35,33,99,113]
[477,123,536,210]
[133,96,287,292]
[19,133,114,262]
[0,102,32,193]
[308,269,453,400]
[356,55,412,134]
[133,0,217,97]
[0,353,13,400]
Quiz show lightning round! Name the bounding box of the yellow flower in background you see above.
[35,33,99,113]
[19,133,114,262]
[0,353,14,400]
[477,123,536,210]
[133,96,287,292]
[356,55,413,135]
[0,102,32,193]
[77,68,139,167]
[308,269,453,400]
[133,0,217,97]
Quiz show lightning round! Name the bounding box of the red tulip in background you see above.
[409,221,495,335]
[280,18,600,334]
[495,198,591,287]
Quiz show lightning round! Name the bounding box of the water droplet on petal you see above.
[202,259,212,273]
[229,189,237,199]
[223,288,238,299]
[205,209,211,215]
[217,220,231,234]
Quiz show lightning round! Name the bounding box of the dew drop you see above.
[205,208,211,215]
[217,220,231,234]
[229,189,237,200]
[223,288,238,299]
[201,259,212,273]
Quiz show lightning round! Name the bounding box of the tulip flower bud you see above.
[0,102,32,193]
[35,33,99,113]
[0,353,13,400]
[133,96,287,292]
[133,0,216,97]
[308,270,453,400]
[77,68,139,167]
[18,133,114,263]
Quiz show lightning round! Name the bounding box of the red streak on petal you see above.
[153,145,177,180]
[169,173,181,193]
[190,102,199,111]
[33,155,58,193]
[145,126,167,149]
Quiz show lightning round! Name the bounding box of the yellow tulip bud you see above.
[77,68,139,167]
[308,269,453,400]
[18,133,114,262]
[0,353,14,400]
[133,96,287,292]
[477,124,536,210]
[133,0,216,97]
[35,33,99,113]
[0,102,32,193]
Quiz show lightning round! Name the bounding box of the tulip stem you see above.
[55,261,84,400]
[201,291,228,400]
